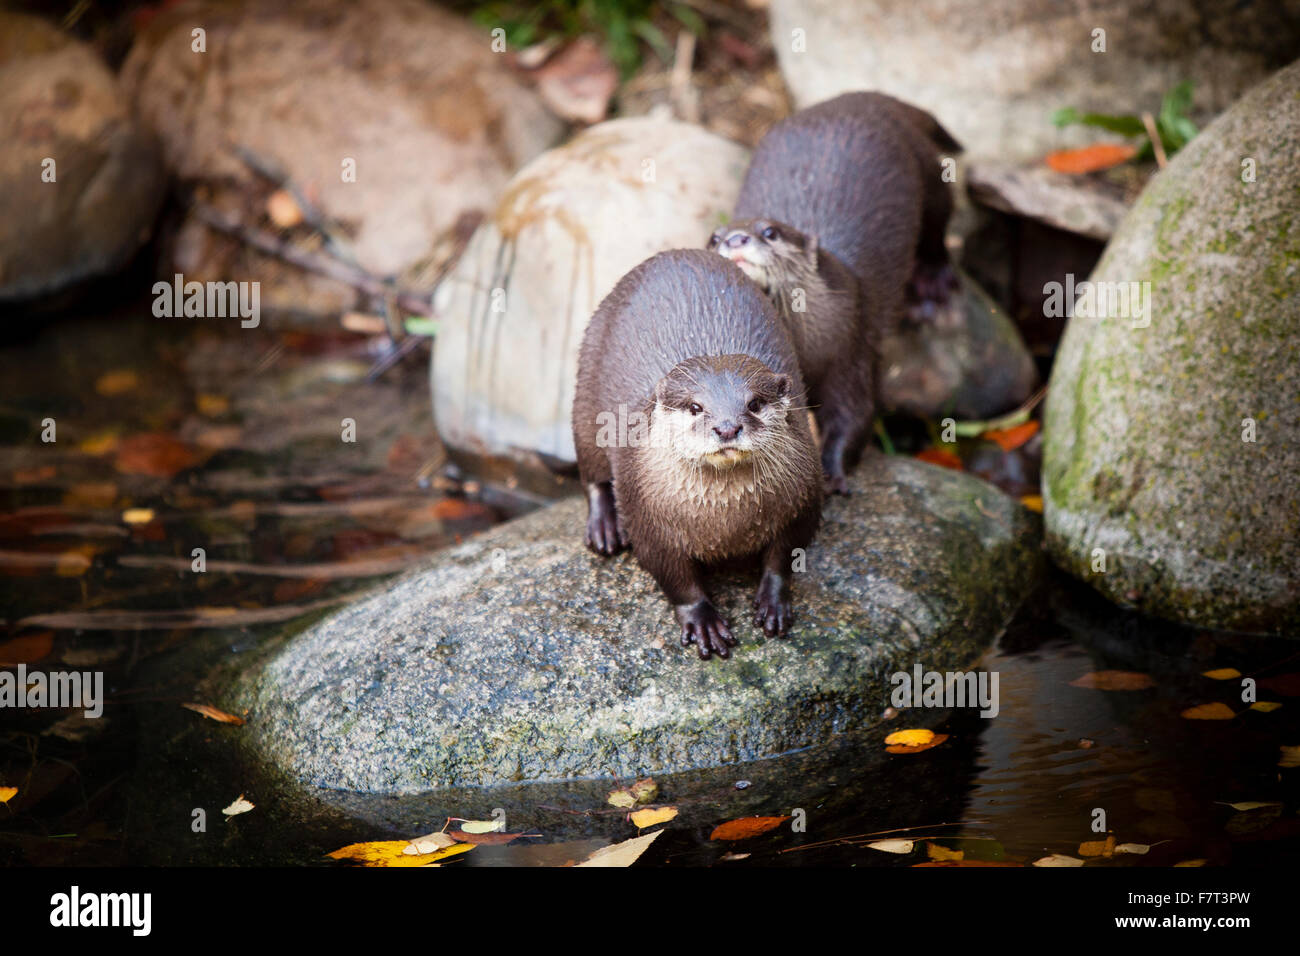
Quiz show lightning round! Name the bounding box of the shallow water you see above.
[2,306,1298,867]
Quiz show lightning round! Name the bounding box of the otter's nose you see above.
[713,421,742,441]
[724,232,750,249]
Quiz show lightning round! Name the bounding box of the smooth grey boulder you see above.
[1043,60,1300,636]
[234,457,1041,792]
[769,0,1299,162]
[0,13,164,302]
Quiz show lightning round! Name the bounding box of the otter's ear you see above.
[772,374,792,399]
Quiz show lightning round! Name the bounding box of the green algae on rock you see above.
[233,457,1041,793]
[1043,60,1300,636]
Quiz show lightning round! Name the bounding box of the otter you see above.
[711,92,962,492]
[572,249,822,660]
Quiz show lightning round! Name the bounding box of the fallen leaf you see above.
[710,816,790,841]
[607,778,658,808]
[95,369,139,396]
[222,795,254,817]
[1180,702,1236,720]
[78,433,120,456]
[1045,142,1137,174]
[1173,859,1207,867]
[1032,854,1085,867]
[0,787,16,804]
[121,508,155,525]
[329,840,471,867]
[458,818,505,834]
[1202,668,1242,680]
[1070,671,1155,691]
[0,631,54,665]
[866,839,915,855]
[1078,835,1116,858]
[926,842,964,861]
[55,546,95,577]
[983,420,1040,451]
[720,852,750,862]
[1019,494,1044,513]
[1250,701,1283,713]
[114,434,201,478]
[1114,843,1152,855]
[1215,801,1282,812]
[404,832,457,854]
[630,806,678,829]
[885,729,935,747]
[1278,746,1300,769]
[266,190,303,228]
[887,733,950,755]
[182,702,246,725]
[915,447,962,471]
[576,829,662,867]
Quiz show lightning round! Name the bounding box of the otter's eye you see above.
[747,398,764,414]
[761,226,778,241]
[688,402,703,416]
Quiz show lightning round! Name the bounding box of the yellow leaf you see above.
[1216,801,1281,812]
[1019,494,1043,513]
[1202,668,1242,680]
[95,370,139,396]
[459,818,505,834]
[1180,702,1236,720]
[607,788,637,808]
[926,842,964,861]
[78,432,120,456]
[884,728,935,747]
[629,806,678,829]
[1032,854,1085,867]
[222,795,254,817]
[329,840,472,867]
[121,508,155,525]
[0,786,17,804]
[1174,859,1207,867]
[576,830,662,867]
[866,839,914,854]
[1250,702,1283,713]
[1278,746,1300,769]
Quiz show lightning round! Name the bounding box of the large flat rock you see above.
[234,457,1041,793]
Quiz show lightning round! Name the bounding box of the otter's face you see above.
[652,356,793,470]
[707,219,815,294]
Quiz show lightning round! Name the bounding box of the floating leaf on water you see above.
[926,842,964,862]
[121,508,155,526]
[885,729,935,747]
[222,795,254,817]
[0,631,54,665]
[1173,859,1207,868]
[1078,835,1116,858]
[887,733,950,755]
[182,702,246,725]
[1180,703,1236,720]
[630,806,678,829]
[575,829,662,867]
[459,818,505,834]
[1114,843,1152,855]
[1202,668,1242,680]
[720,852,751,862]
[114,434,201,478]
[1277,746,1300,769]
[1250,701,1283,713]
[1032,854,1085,867]
[1215,801,1282,812]
[709,816,790,841]
[404,832,457,854]
[94,369,140,396]
[329,840,471,867]
[0,787,16,804]
[866,839,915,855]
[1070,671,1155,691]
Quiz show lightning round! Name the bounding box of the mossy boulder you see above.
[234,457,1041,792]
[1043,60,1300,635]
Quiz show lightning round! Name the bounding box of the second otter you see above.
[710,92,961,493]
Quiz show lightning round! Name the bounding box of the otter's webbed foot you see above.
[822,447,851,495]
[676,599,737,660]
[584,482,627,556]
[752,570,793,637]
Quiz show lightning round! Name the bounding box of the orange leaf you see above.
[709,816,790,841]
[1019,494,1044,513]
[0,787,17,804]
[0,631,54,665]
[1070,671,1155,691]
[94,369,140,396]
[915,447,962,471]
[114,434,201,478]
[887,732,950,754]
[182,702,246,725]
[1045,143,1138,174]
[982,420,1039,452]
[1180,702,1236,720]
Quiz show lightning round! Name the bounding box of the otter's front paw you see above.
[584,483,628,556]
[752,572,793,637]
[676,600,737,660]
[824,470,851,496]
